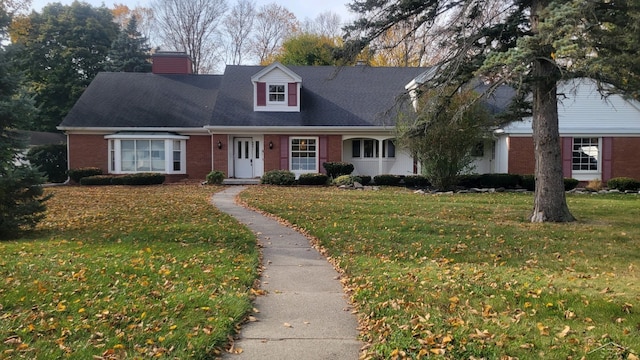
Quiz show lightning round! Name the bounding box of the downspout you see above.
[206,128,214,172]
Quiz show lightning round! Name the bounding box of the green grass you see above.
[0,185,259,359]
[240,186,640,360]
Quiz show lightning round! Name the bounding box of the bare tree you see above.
[250,3,298,64]
[222,0,255,65]
[302,11,343,39]
[152,0,228,73]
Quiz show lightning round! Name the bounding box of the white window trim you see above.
[267,83,286,104]
[105,133,189,175]
[351,139,396,159]
[290,136,318,177]
[571,137,601,181]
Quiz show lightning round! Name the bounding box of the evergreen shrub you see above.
[68,167,103,183]
[80,175,113,185]
[373,174,401,186]
[298,173,329,185]
[111,173,165,185]
[26,144,68,183]
[333,175,361,186]
[607,177,640,191]
[322,162,354,178]
[205,171,225,185]
[261,170,296,185]
[403,175,430,188]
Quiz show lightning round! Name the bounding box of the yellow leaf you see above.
[56,303,67,312]
[536,323,549,336]
[556,326,570,338]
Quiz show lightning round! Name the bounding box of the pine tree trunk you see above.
[529,0,576,223]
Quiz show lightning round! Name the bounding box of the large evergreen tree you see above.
[1,3,50,238]
[105,16,151,72]
[345,0,640,222]
[10,1,119,131]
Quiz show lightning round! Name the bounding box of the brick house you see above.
[58,52,640,183]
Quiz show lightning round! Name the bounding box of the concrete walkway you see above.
[212,187,362,360]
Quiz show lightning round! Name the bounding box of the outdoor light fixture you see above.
[269,141,273,149]
[217,140,223,149]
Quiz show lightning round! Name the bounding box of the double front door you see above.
[233,137,263,178]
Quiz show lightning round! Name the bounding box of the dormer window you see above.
[252,62,302,112]
[269,84,286,103]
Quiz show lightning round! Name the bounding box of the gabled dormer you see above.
[251,62,302,112]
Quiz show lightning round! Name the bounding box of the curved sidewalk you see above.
[213,186,362,360]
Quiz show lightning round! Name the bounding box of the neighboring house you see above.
[493,79,640,182]
[14,130,66,166]
[58,52,640,183]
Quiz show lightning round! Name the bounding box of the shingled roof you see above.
[60,65,428,129]
[60,72,221,128]
[209,65,427,127]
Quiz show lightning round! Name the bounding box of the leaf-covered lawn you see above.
[240,186,640,360]
[1,185,259,359]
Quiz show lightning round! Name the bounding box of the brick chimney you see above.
[152,51,193,74]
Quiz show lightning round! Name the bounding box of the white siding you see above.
[503,79,640,135]
[260,68,297,83]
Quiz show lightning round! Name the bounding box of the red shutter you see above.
[257,82,266,106]
[288,83,297,107]
[562,137,572,178]
[319,136,328,173]
[602,137,613,181]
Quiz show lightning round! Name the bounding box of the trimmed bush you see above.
[111,173,165,185]
[333,175,362,186]
[457,174,521,189]
[205,171,225,185]
[26,143,68,183]
[456,174,482,188]
[359,175,372,186]
[373,174,401,186]
[564,178,579,191]
[68,167,103,183]
[403,175,430,188]
[80,175,114,185]
[521,175,535,191]
[298,173,329,186]
[322,162,354,179]
[261,170,295,185]
[607,177,640,191]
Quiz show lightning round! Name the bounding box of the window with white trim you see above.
[268,84,285,103]
[572,137,599,171]
[351,139,396,158]
[105,133,187,174]
[290,137,317,172]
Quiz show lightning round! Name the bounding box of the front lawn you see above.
[240,187,640,359]
[0,185,259,359]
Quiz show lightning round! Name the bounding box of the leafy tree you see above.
[152,0,228,73]
[345,0,640,222]
[105,16,151,72]
[10,2,119,131]
[400,88,493,190]
[1,3,49,238]
[273,33,341,66]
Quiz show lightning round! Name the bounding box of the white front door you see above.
[234,137,253,178]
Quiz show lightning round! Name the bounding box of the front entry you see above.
[234,137,254,178]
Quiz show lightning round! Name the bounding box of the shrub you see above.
[111,173,165,185]
[322,162,354,178]
[205,170,225,185]
[26,143,68,183]
[68,167,103,183]
[298,173,329,185]
[0,166,51,238]
[564,178,579,191]
[586,179,603,191]
[607,177,640,191]
[520,175,535,191]
[333,175,362,186]
[403,175,430,188]
[359,175,372,186]
[80,175,114,185]
[480,174,521,189]
[261,170,295,185]
[374,174,401,186]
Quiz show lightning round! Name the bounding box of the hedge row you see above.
[79,173,165,186]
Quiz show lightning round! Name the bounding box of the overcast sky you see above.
[30,0,356,23]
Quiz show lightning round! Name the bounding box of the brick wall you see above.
[186,135,213,180]
[612,137,640,179]
[262,134,344,173]
[211,134,228,176]
[68,134,109,172]
[507,137,535,174]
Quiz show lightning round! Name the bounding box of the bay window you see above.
[106,133,188,174]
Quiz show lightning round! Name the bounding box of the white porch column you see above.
[378,139,384,175]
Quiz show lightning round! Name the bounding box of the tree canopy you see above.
[272,33,342,66]
[345,0,640,222]
[10,1,118,131]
